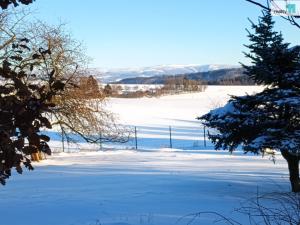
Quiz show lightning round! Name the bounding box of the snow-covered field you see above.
[0,86,291,225]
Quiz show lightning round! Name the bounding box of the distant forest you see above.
[114,68,255,85]
[104,77,207,98]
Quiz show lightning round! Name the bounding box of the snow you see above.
[92,64,240,83]
[1,150,288,225]
[208,101,238,117]
[0,85,291,225]
[107,86,262,127]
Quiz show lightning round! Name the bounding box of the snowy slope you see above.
[48,86,263,151]
[0,85,291,225]
[92,64,240,83]
[107,85,262,127]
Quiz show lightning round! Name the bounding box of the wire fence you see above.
[49,125,214,153]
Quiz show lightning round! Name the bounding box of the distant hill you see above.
[91,64,240,83]
[113,67,255,85]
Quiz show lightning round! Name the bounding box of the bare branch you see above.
[245,0,300,29]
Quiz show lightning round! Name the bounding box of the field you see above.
[0,86,291,225]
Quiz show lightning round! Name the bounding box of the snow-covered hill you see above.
[92,64,240,83]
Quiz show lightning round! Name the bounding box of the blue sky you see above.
[26,0,300,69]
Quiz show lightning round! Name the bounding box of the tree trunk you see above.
[281,150,300,192]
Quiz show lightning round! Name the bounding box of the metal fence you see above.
[49,125,213,153]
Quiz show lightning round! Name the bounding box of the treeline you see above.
[163,76,207,93]
[206,76,255,85]
[103,77,207,98]
[115,68,255,85]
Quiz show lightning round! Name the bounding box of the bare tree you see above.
[0,9,32,51]
[0,6,130,183]
[13,20,130,147]
[51,75,130,146]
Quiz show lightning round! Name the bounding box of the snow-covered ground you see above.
[0,86,291,225]
[107,85,262,127]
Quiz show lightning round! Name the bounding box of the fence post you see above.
[169,126,172,149]
[99,132,102,150]
[135,126,138,150]
[203,125,207,148]
[61,133,65,152]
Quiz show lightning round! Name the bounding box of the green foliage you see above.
[242,12,300,87]
[199,11,300,192]
[199,11,300,154]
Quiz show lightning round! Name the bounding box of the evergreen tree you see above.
[198,11,300,192]
[103,84,113,96]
